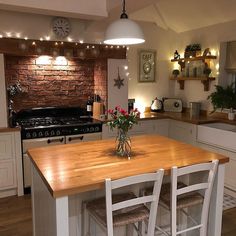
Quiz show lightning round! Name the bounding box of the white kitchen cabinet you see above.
[0,133,14,160]
[197,125,236,196]
[102,119,169,139]
[152,119,169,137]
[0,54,8,128]
[168,120,197,145]
[197,141,236,197]
[0,131,23,198]
[0,160,15,189]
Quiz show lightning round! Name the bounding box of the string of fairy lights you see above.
[0,33,129,50]
[0,33,130,59]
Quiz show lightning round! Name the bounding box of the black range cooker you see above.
[13,106,102,139]
[13,106,103,191]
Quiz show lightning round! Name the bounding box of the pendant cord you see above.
[122,0,126,14]
[120,0,128,19]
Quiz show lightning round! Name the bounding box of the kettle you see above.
[151,97,163,112]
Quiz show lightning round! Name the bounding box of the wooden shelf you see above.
[171,55,217,63]
[170,53,217,91]
[170,77,216,91]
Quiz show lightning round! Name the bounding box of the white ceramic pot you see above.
[228,111,235,120]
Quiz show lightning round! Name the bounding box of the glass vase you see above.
[116,129,131,159]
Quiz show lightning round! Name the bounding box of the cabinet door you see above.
[0,160,16,189]
[129,120,153,136]
[169,120,197,145]
[197,141,236,193]
[0,133,14,160]
[153,119,169,136]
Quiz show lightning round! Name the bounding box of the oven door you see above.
[23,136,65,189]
[65,132,102,144]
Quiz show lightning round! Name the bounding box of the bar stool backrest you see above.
[171,160,219,236]
[105,169,164,236]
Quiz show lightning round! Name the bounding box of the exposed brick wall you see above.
[94,59,107,109]
[5,55,107,112]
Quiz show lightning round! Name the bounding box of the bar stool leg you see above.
[126,224,133,236]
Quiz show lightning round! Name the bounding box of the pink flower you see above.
[120,109,126,115]
[107,109,114,114]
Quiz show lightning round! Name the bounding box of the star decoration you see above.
[114,67,124,89]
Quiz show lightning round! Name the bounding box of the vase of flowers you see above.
[107,106,140,158]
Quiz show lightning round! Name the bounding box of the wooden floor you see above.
[0,194,235,236]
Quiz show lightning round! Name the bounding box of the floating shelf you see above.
[170,77,216,91]
[171,55,217,63]
[170,54,217,91]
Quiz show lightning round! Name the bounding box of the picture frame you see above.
[138,49,156,82]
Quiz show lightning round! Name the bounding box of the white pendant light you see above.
[104,0,145,45]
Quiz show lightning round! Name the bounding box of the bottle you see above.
[174,50,180,59]
[86,96,93,117]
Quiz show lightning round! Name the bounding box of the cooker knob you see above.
[45,131,49,136]
[32,132,37,138]
[26,132,31,139]
[51,130,55,136]
[85,127,90,133]
[90,127,94,132]
[95,126,100,132]
[38,132,43,137]
[56,130,61,136]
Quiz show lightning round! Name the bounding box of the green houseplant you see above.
[208,83,236,120]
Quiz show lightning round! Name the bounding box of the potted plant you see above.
[203,67,212,77]
[172,69,180,78]
[208,83,236,120]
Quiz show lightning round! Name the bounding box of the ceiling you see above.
[1,0,236,33]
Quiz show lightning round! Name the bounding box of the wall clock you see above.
[52,17,71,38]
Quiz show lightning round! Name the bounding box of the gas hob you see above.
[13,107,102,139]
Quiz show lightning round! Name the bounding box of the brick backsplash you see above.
[5,55,107,112]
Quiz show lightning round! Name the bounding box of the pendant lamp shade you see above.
[104,0,145,45]
[104,18,145,45]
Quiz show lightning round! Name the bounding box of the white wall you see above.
[1,9,236,113]
[0,54,8,127]
[0,0,107,19]
[0,10,105,44]
[173,19,236,110]
[127,22,177,111]
[108,59,128,112]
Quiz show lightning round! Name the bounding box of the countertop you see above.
[140,111,236,125]
[28,135,229,198]
[0,127,21,133]
[103,111,236,125]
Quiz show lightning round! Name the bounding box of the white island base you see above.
[31,163,226,236]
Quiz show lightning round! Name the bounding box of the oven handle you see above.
[47,138,64,144]
[68,136,84,142]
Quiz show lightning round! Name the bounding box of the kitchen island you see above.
[28,135,229,236]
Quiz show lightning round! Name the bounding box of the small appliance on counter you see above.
[151,97,163,112]
[189,102,201,118]
[128,98,135,113]
[163,98,183,112]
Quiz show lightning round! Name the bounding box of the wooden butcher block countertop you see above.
[27,135,229,198]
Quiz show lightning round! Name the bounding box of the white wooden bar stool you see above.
[83,169,164,236]
[142,160,219,236]
[170,160,218,236]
